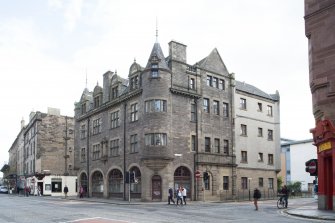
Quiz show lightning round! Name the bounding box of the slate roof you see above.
[145,42,169,70]
[236,80,279,101]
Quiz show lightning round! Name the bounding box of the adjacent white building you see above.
[280,138,317,192]
[234,81,281,196]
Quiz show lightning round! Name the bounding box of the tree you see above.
[277,176,283,192]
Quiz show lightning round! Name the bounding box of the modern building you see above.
[305,0,335,210]
[279,138,316,192]
[235,81,280,198]
[3,108,76,196]
[74,38,281,202]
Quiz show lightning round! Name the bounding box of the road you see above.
[0,194,321,223]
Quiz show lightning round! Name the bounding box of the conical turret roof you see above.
[145,42,169,70]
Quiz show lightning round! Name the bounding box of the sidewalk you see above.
[285,205,335,221]
[47,195,335,221]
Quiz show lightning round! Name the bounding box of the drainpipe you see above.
[86,117,90,198]
[123,102,127,200]
[194,97,199,201]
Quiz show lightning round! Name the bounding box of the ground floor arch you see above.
[91,170,103,198]
[79,172,88,196]
[108,169,123,198]
[174,166,192,198]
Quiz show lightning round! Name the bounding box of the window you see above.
[145,99,167,113]
[204,173,210,190]
[219,79,225,90]
[268,178,274,189]
[112,86,118,99]
[223,176,229,190]
[258,128,263,137]
[93,118,102,135]
[268,129,273,140]
[81,103,86,114]
[81,148,86,162]
[151,63,159,77]
[240,98,247,110]
[94,96,100,108]
[80,124,86,139]
[203,98,209,113]
[213,100,219,115]
[241,151,247,162]
[241,177,248,189]
[267,105,273,116]
[191,135,196,151]
[189,78,195,90]
[111,111,119,129]
[258,102,262,111]
[268,154,274,165]
[110,139,119,156]
[92,144,101,160]
[206,75,212,86]
[223,103,229,117]
[258,153,263,162]
[130,103,138,122]
[205,137,211,152]
[145,133,167,146]
[223,140,229,154]
[214,138,220,153]
[241,124,247,136]
[130,76,139,90]
[191,103,197,122]
[130,134,138,153]
[259,178,264,187]
[213,77,218,88]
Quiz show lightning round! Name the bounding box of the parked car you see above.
[0,186,8,194]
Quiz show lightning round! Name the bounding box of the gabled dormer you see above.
[129,60,143,90]
[93,83,103,108]
[80,88,93,115]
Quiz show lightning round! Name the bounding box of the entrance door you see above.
[325,157,333,210]
[152,175,162,200]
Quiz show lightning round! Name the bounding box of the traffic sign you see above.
[305,159,318,176]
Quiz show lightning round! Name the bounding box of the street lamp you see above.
[248,178,252,201]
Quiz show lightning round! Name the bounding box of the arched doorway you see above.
[92,171,103,198]
[152,175,162,200]
[80,173,88,196]
[129,166,141,198]
[174,166,191,199]
[108,169,123,198]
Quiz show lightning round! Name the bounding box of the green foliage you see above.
[287,181,302,194]
[277,176,283,192]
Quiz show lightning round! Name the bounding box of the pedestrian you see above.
[24,185,29,197]
[37,186,41,196]
[168,186,175,205]
[253,188,261,210]
[79,185,84,198]
[281,185,289,208]
[176,187,183,206]
[63,185,69,198]
[182,185,187,205]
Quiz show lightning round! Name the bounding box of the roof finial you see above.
[155,17,158,43]
[85,68,88,88]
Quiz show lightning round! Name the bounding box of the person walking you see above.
[168,186,175,205]
[37,186,41,196]
[253,188,261,210]
[79,185,84,198]
[176,187,183,206]
[63,185,69,198]
[182,186,187,205]
[281,185,289,208]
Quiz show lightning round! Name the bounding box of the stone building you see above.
[3,108,75,193]
[305,0,335,211]
[74,38,281,201]
[235,81,280,198]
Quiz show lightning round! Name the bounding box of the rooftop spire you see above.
[155,17,158,43]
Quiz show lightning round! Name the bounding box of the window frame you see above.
[110,111,120,129]
[203,98,210,113]
[240,98,247,110]
[241,151,248,163]
[214,138,220,153]
[213,100,219,115]
[130,134,138,153]
[130,103,138,122]
[223,102,229,117]
[205,137,211,152]
[241,124,247,136]
[110,139,119,157]
[223,176,229,190]
[145,133,167,146]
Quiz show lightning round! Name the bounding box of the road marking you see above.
[62,217,132,223]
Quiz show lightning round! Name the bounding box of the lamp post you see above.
[248,177,252,201]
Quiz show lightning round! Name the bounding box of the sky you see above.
[0,0,314,177]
